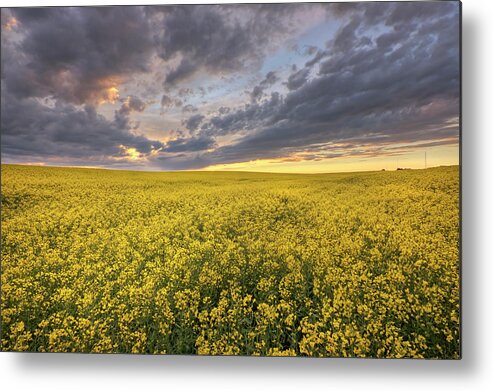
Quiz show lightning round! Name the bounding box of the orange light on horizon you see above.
[202,144,459,174]
[203,158,287,172]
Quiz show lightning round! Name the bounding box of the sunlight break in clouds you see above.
[0,3,460,173]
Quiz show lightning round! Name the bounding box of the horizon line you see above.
[1,162,459,176]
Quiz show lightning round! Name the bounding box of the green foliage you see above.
[1,164,460,357]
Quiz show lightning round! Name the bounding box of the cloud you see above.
[261,71,279,87]
[250,71,279,102]
[163,135,215,153]
[171,1,460,169]
[160,94,173,107]
[286,68,310,90]
[1,7,164,166]
[1,88,163,163]
[183,114,205,133]
[1,3,460,171]
[154,4,320,85]
[198,92,282,137]
[2,5,323,168]
[118,96,147,116]
[182,104,198,114]
[4,7,155,104]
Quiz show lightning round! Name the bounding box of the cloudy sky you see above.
[1,2,460,172]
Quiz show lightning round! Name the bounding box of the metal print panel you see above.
[0,2,461,358]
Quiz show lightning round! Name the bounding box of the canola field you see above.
[0,164,460,358]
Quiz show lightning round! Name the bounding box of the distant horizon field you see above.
[0,162,459,176]
[1,164,460,357]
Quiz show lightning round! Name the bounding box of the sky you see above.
[0,2,460,173]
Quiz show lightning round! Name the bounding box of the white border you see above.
[1,1,492,390]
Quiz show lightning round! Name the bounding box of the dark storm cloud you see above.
[2,2,460,170]
[286,68,311,90]
[1,91,163,162]
[200,92,282,137]
[165,58,197,86]
[1,4,321,166]
[1,6,161,164]
[170,1,460,169]
[183,114,205,133]
[250,71,279,102]
[118,96,147,116]
[154,4,313,85]
[163,135,215,153]
[4,7,155,104]
[250,86,264,103]
[261,71,279,87]
[305,51,325,68]
[1,6,221,162]
[2,6,245,163]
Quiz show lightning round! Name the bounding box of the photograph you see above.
[1,1,460,358]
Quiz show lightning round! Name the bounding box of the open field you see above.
[0,164,460,357]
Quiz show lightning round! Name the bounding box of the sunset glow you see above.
[2,16,17,31]
[1,3,460,172]
[99,86,120,105]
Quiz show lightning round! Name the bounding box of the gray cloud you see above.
[183,114,205,133]
[160,94,173,107]
[286,67,311,90]
[182,104,198,114]
[172,1,460,168]
[250,71,279,102]
[154,4,316,85]
[2,5,316,166]
[1,90,163,163]
[163,135,215,153]
[160,93,185,112]
[1,3,460,171]
[4,7,155,104]
[200,92,282,137]
[118,96,147,116]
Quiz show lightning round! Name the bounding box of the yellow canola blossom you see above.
[0,164,460,358]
